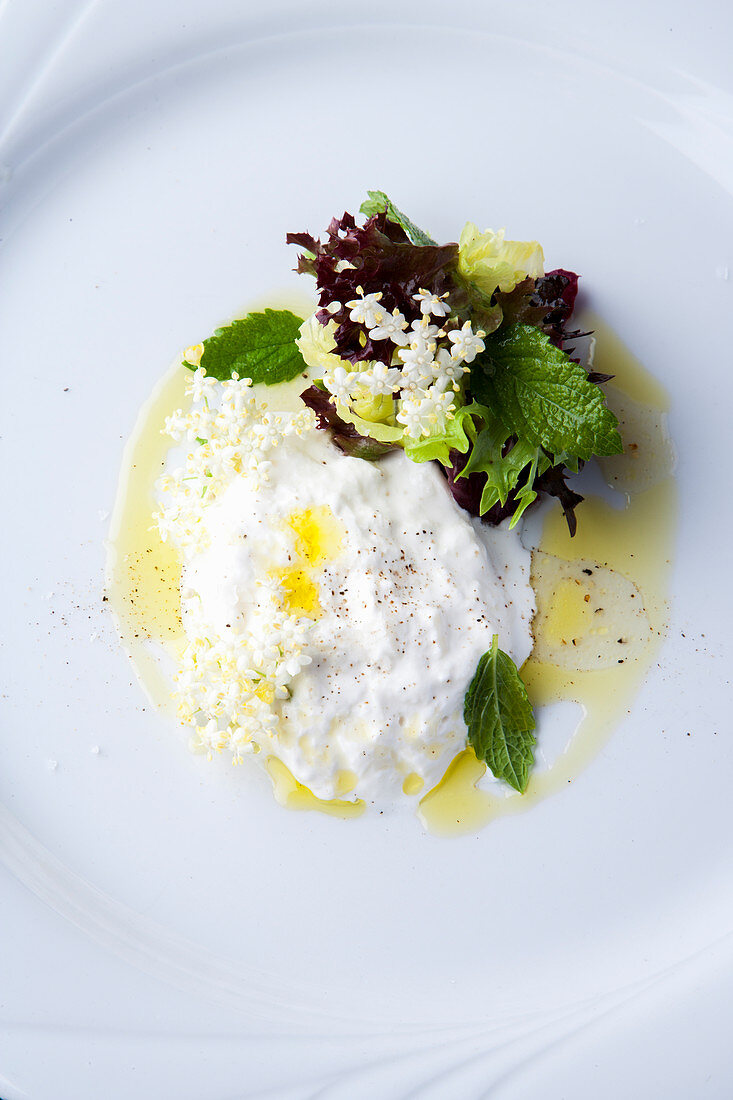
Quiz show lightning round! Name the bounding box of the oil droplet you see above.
[266,756,365,818]
[531,552,651,670]
[286,505,343,566]
[542,576,593,647]
[522,478,675,762]
[335,769,359,796]
[402,772,425,796]
[271,566,321,618]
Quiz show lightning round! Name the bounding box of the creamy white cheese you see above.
[182,425,534,803]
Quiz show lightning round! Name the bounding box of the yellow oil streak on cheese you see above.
[287,505,343,566]
[402,772,425,796]
[266,756,365,817]
[419,319,677,837]
[272,504,344,618]
[272,566,322,618]
[335,769,359,796]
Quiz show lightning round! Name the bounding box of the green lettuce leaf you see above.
[403,401,487,466]
[185,309,307,384]
[463,635,536,793]
[460,412,551,524]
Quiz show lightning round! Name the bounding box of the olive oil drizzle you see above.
[107,318,676,833]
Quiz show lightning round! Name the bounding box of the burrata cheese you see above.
[180,421,534,802]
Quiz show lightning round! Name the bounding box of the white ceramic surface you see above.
[2,2,732,1097]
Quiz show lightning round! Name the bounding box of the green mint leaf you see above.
[472,323,622,461]
[184,309,307,385]
[464,635,536,793]
[359,190,437,246]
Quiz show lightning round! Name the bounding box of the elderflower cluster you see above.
[177,587,313,763]
[154,366,316,554]
[154,364,318,762]
[320,287,485,440]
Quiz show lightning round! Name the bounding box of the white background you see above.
[1,1,732,1097]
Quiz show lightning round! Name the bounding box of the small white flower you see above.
[407,318,443,348]
[447,320,486,363]
[250,421,282,450]
[187,367,217,403]
[396,395,431,439]
[358,363,402,395]
[398,340,435,378]
[398,356,435,395]
[432,346,470,390]
[369,308,409,345]
[284,651,312,678]
[396,387,456,439]
[412,288,451,318]
[424,385,457,431]
[163,411,191,442]
[323,365,359,406]
[346,288,384,328]
[200,718,223,758]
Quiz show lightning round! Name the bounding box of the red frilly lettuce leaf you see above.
[497,269,580,348]
[287,211,458,366]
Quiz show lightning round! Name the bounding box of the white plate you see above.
[2,2,733,1097]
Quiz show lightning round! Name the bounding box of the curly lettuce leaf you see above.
[458,223,544,297]
[459,412,551,525]
[403,401,486,466]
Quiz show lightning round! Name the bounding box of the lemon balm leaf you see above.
[474,323,622,461]
[359,190,437,246]
[185,309,307,384]
[464,635,536,793]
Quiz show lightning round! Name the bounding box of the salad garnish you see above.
[179,191,624,795]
